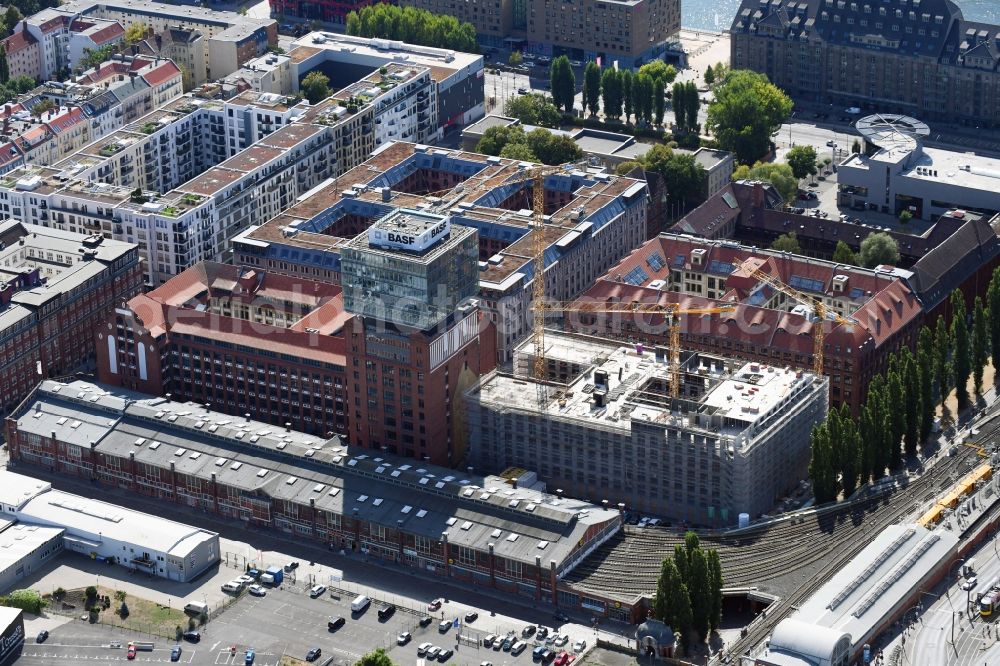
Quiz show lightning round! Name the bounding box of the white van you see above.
[351,594,371,612]
[221,581,242,594]
[184,601,208,615]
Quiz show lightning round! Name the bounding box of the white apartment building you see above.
[0,92,374,284]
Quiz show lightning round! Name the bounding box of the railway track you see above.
[717,438,987,663]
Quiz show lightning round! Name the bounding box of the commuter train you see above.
[917,463,993,528]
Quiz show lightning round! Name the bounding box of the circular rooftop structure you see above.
[855,114,930,152]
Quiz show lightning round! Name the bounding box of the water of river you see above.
[683,0,998,32]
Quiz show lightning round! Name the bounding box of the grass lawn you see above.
[56,586,191,639]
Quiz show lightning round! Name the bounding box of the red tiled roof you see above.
[141,61,182,87]
[89,22,125,46]
[0,142,22,167]
[38,16,66,34]
[44,107,86,133]
[2,31,38,54]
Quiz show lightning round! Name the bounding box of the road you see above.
[903,532,1000,666]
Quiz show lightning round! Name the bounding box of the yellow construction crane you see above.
[736,259,853,375]
[536,300,735,397]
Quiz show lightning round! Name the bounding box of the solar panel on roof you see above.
[789,275,826,294]
[646,252,665,271]
[674,254,685,266]
[708,260,734,275]
[850,287,865,299]
[622,266,649,286]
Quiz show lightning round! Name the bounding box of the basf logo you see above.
[0,609,23,664]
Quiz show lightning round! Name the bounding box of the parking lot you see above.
[17,577,598,666]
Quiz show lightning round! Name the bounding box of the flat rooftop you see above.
[0,523,64,584]
[15,379,621,568]
[8,469,218,557]
[291,32,481,81]
[844,143,1000,194]
[475,332,817,442]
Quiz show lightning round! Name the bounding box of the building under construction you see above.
[465,332,829,526]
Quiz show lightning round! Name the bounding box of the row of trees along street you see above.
[810,269,1000,503]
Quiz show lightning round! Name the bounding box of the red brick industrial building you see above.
[0,221,142,418]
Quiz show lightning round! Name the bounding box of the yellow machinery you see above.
[536,300,735,397]
[737,259,854,375]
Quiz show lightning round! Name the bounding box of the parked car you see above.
[426,646,442,660]
[182,631,201,643]
[428,599,442,611]
[245,648,255,665]
[438,648,454,662]
[306,648,322,662]
[309,585,327,598]
[170,646,182,662]
[419,616,434,628]
[536,627,549,640]
[328,616,346,631]
[554,652,571,666]
[439,620,452,633]
[127,644,137,660]
[484,634,498,648]
[826,140,836,147]
[533,646,547,661]
[378,604,396,620]
[465,611,479,623]
[502,635,515,651]
[962,577,978,591]
[522,625,536,638]
[554,634,569,647]
[36,630,49,643]
[573,640,587,652]
[511,641,528,656]
[517,87,529,95]
[398,632,412,645]
[248,585,266,597]
[284,561,299,572]
[417,643,433,656]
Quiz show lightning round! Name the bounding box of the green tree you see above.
[355,648,396,666]
[550,56,575,113]
[887,367,904,469]
[626,144,706,204]
[633,72,653,123]
[935,316,951,413]
[706,69,792,164]
[300,70,331,105]
[124,21,148,45]
[689,548,711,641]
[952,289,971,410]
[833,241,857,265]
[786,144,818,182]
[5,589,45,614]
[80,44,116,69]
[653,557,681,627]
[637,61,677,85]
[653,76,666,125]
[0,46,8,85]
[30,99,54,117]
[622,70,634,124]
[859,404,875,484]
[973,295,988,396]
[502,93,561,127]
[476,125,525,157]
[685,81,700,132]
[865,375,888,478]
[903,350,920,456]
[859,232,900,268]
[508,51,522,67]
[583,61,601,116]
[707,549,723,632]
[917,326,935,442]
[770,231,801,254]
[672,81,687,130]
[839,403,860,497]
[2,7,22,37]
[732,162,798,203]
[989,267,1000,383]
[673,543,689,586]
[899,209,913,225]
[704,65,715,85]
[346,5,477,52]
[498,142,537,161]
[524,128,582,165]
[600,68,622,121]
[809,423,836,503]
